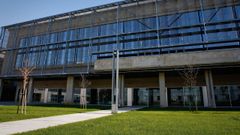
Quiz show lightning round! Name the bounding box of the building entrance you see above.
[133,88,160,106]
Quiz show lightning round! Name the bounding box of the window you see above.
[215,85,240,106]
[15,54,23,68]
[57,31,67,42]
[143,17,157,30]
[168,87,203,106]
[204,7,234,23]
[49,33,57,43]
[39,48,48,66]
[47,50,53,66]
[236,6,240,19]
[99,23,117,36]
[31,36,38,46]
[19,38,27,47]
[37,35,46,45]
[67,48,76,64]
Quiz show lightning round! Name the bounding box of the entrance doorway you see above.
[133,88,159,106]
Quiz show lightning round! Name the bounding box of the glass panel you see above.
[214,86,231,106]
[133,88,149,106]
[236,6,240,18]
[98,89,111,105]
[19,38,27,47]
[32,89,44,103]
[183,87,203,106]
[15,54,23,68]
[201,0,238,48]
[168,88,184,106]
[230,85,240,106]
[168,87,203,106]
[215,85,240,107]
[49,33,57,43]
[204,7,234,23]
[149,88,160,106]
[73,88,80,103]
[49,89,65,104]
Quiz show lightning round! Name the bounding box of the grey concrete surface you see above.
[94,48,240,71]
[0,106,143,135]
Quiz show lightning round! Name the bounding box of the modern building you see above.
[0,0,239,108]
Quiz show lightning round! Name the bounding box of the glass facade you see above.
[70,88,111,105]
[30,85,240,107]
[32,88,66,103]
[133,88,160,106]
[214,85,240,106]
[0,28,9,48]
[168,87,203,107]
[14,1,240,69]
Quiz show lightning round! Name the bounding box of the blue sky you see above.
[0,0,121,27]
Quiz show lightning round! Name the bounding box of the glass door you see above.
[149,88,160,106]
[133,88,148,106]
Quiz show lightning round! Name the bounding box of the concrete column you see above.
[204,70,216,108]
[0,79,3,101]
[64,76,74,103]
[119,75,125,107]
[202,86,209,108]
[159,72,168,107]
[127,88,133,107]
[43,88,48,103]
[27,78,33,103]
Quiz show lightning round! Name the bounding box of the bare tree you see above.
[17,61,35,114]
[79,74,91,109]
[179,65,199,111]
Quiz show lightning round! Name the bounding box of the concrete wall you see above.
[94,49,240,71]
[31,68,240,90]
[34,79,67,89]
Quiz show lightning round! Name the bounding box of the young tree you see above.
[17,61,35,114]
[79,74,91,109]
[179,65,199,111]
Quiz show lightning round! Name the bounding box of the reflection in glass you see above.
[168,87,203,107]
[133,88,159,106]
[215,85,240,106]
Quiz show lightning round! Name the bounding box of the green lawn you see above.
[0,104,102,122]
[17,108,240,135]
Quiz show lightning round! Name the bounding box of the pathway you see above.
[0,106,143,135]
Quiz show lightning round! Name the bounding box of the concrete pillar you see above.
[127,88,133,107]
[202,86,209,107]
[27,78,33,103]
[159,72,168,107]
[204,70,216,108]
[119,75,125,107]
[43,88,48,103]
[64,76,74,103]
[0,79,3,101]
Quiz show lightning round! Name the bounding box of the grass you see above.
[0,104,104,122]
[17,108,240,135]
